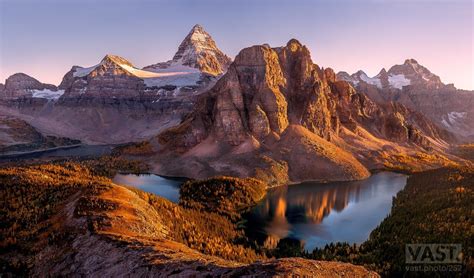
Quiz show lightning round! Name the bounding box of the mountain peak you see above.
[101,54,134,67]
[388,59,444,89]
[404,58,419,65]
[145,24,232,76]
[183,24,211,45]
[172,24,215,61]
[286,38,303,49]
[355,70,368,77]
[191,24,204,32]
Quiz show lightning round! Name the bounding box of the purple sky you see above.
[1,0,472,90]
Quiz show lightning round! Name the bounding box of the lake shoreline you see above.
[113,171,408,252]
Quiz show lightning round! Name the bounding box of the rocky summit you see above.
[0,73,59,99]
[141,39,460,186]
[144,24,232,76]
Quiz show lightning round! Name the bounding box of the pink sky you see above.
[1,0,472,90]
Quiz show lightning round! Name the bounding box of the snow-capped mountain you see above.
[337,59,473,139]
[58,25,232,100]
[58,54,145,99]
[58,53,214,101]
[337,59,448,91]
[386,59,445,89]
[144,24,232,76]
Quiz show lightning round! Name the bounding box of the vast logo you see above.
[406,244,462,264]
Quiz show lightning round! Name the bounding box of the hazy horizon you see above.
[1,0,472,90]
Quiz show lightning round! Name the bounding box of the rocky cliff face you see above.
[147,40,456,185]
[337,60,474,139]
[144,24,232,76]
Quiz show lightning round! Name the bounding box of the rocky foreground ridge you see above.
[132,39,462,185]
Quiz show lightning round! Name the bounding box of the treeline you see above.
[179,176,267,221]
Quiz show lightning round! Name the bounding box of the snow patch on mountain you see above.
[119,63,201,87]
[388,74,411,89]
[448,111,467,122]
[31,89,65,100]
[143,73,201,87]
[359,72,382,88]
[71,56,202,88]
[73,65,98,77]
[441,111,467,128]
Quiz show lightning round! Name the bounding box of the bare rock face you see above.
[144,24,232,76]
[2,73,57,99]
[151,39,456,185]
[174,40,342,147]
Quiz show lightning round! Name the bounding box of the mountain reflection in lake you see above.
[245,172,407,251]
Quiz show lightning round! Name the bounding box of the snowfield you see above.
[388,74,411,89]
[31,89,65,100]
[72,59,202,88]
[442,111,467,128]
[359,72,382,88]
[73,65,98,77]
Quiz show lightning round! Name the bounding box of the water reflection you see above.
[245,172,406,251]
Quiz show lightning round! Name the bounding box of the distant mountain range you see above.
[0,25,232,145]
[0,25,473,182]
[337,59,473,138]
